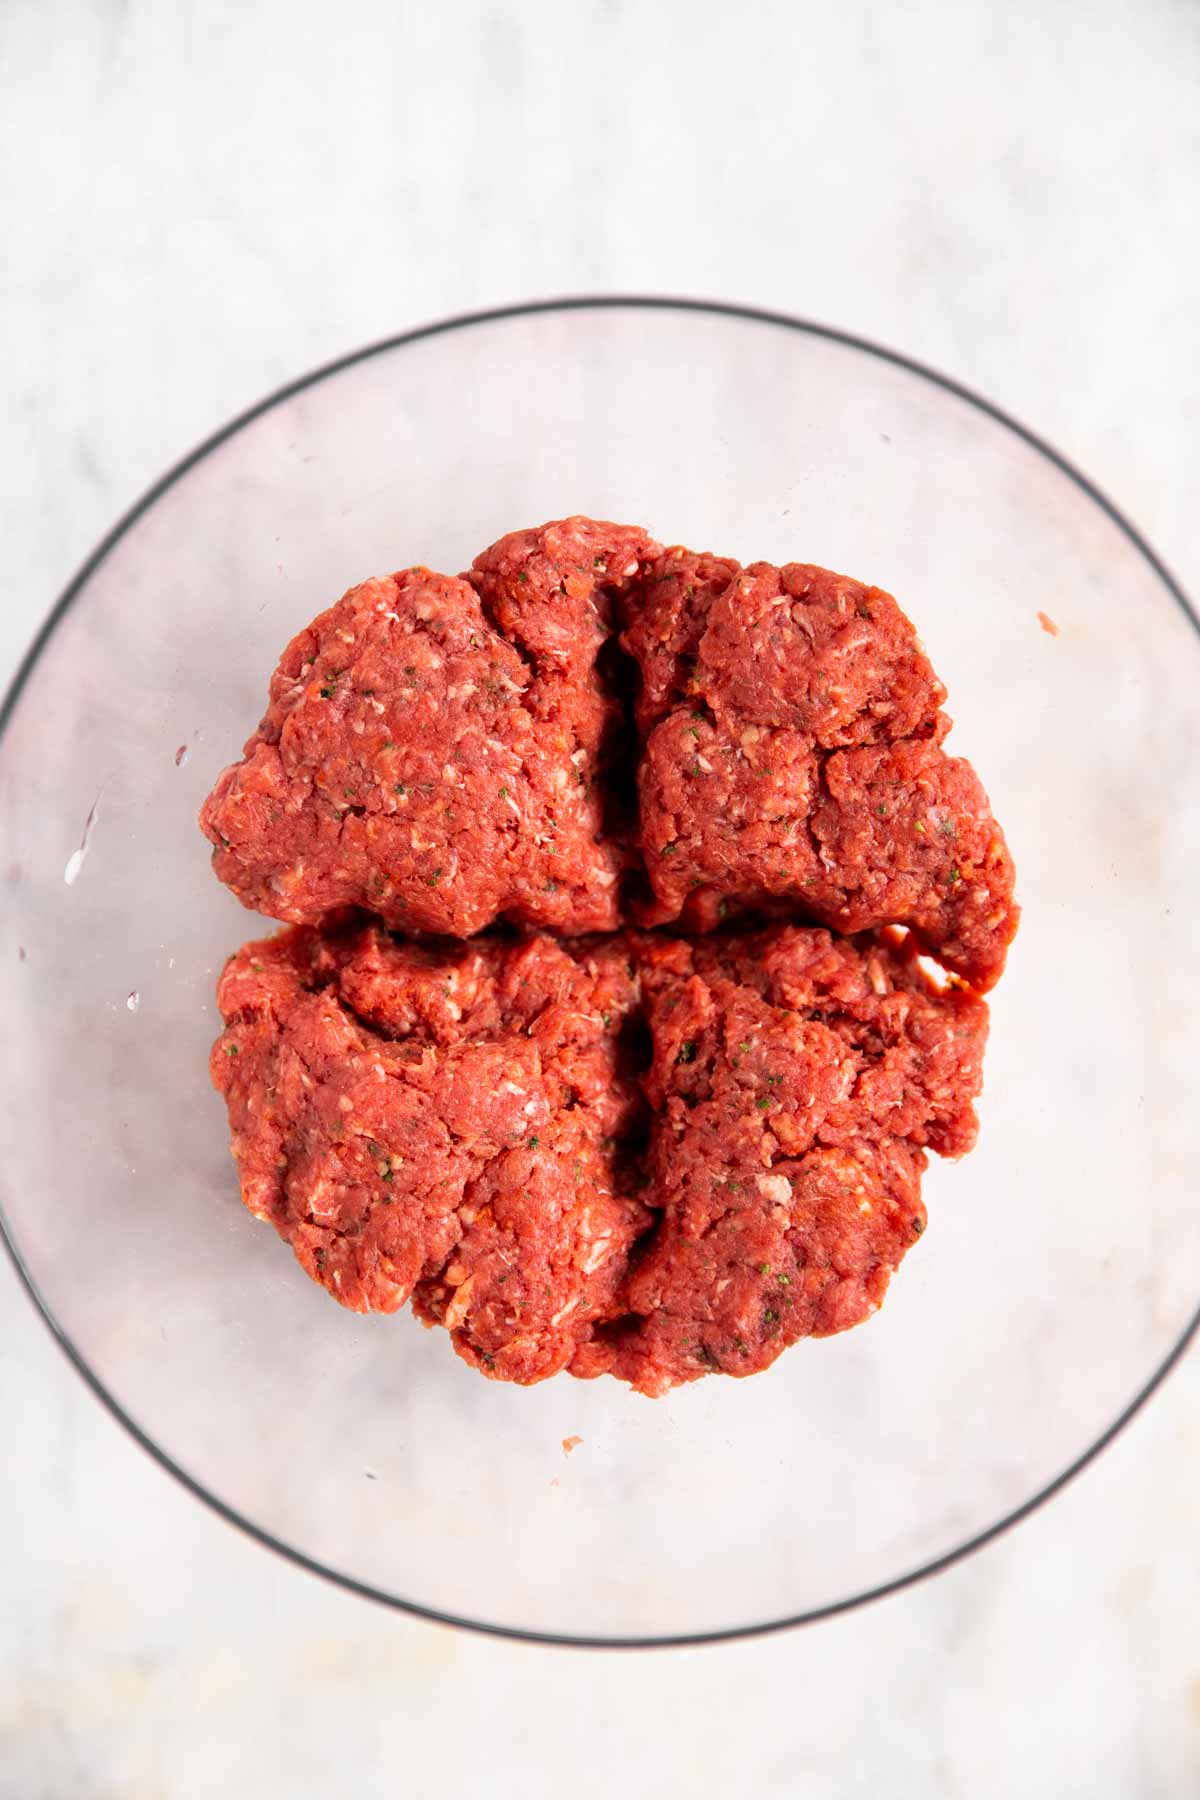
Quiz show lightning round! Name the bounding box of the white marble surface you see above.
[2,1,1198,1793]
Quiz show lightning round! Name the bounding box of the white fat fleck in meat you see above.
[307,1178,339,1222]
[827,628,872,661]
[756,1173,792,1203]
[442,764,458,783]
[580,1236,613,1275]
[444,1275,476,1329]
[550,1296,581,1326]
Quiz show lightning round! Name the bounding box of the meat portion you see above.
[201,519,660,937]
[619,549,743,734]
[204,518,1014,1393]
[201,518,1017,990]
[805,738,1016,985]
[570,923,987,1394]
[468,517,654,710]
[625,552,945,743]
[625,551,1018,990]
[213,919,988,1394]
[213,923,650,1383]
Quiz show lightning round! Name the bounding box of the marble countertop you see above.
[2,2,1198,1793]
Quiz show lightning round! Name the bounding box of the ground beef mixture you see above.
[214,919,986,1395]
[204,517,1016,1392]
[625,552,1016,990]
[201,521,660,937]
[572,925,984,1394]
[214,924,650,1384]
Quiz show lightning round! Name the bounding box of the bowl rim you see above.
[3,292,1198,1651]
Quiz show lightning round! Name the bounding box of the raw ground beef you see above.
[213,923,649,1386]
[625,551,1017,990]
[200,520,661,937]
[202,520,1017,990]
[204,517,1014,1391]
[213,919,987,1395]
[571,924,985,1394]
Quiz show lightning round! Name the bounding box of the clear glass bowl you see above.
[2,298,1198,1647]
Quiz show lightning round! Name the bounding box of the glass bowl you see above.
[2,298,1198,1648]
